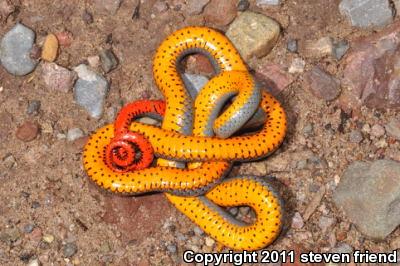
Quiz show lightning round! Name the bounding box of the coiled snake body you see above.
[83,27,287,250]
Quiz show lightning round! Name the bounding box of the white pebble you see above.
[67,128,84,141]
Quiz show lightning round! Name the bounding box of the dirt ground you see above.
[1,0,400,265]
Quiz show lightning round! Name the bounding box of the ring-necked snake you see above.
[83,26,287,251]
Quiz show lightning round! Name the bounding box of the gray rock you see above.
[291,212,304,229]
[333,160,400,239]
[99,49,118,73]
[256,0,280,6]
[67,128,84,142]
[185,0,210,15]
[305,66,341,101]
[385,118,400,140]
[339,0,394,28]
[237,0,250,11]
[23,224,35,234]
[63,242,78,258]
[228,207,239,216]
[349,129,363,143]
[333,40,350,60]
[287,39,298,53]
[0,23,38,75]
[73,64,109,119]
[27,100,41,115]
[166,243,177,253]
[302,123,314,137]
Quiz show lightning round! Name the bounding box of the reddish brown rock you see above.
[102,193,174,243]
[185,54,215,76]
[203,0,237,26]
[255,63,293,96]
[15,121,39,142]
[55,31,73,47]
[305,66,341,101]
[340,21,400,111]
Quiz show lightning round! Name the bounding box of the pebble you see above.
[27,258,40,266]
[67,128,84,142]
[228,207,239,216]
[237,0,250,11]
[82,10,94,24]
[63,242,78,258]
[23,224,35,234]
[3,154,16,169]
[185,0,210,15]
[55,31,73,47]
[226,11,280,60]
[385,118,400,140]
[41,34,58,62]
[32,201,40,209]
[255,63,292,96]
[256,0,280,6]
[291,212,304,229]
[304,66,341,101]
[93,0,122,15]
[16,121,39,142]
[42,234,54,243]
[99,49,118,73]
[0,23,38,75]
[42,63,77,93]
[318,216,336,233]
[27,100,41,115]
[193,226,204,236]
[296,159,307,170]
[287,39,298,53]
[333,40,349,60]
[370,124,385,138]
[166,243,177,253]
[203,0,237,26]
[288,58,305,73]
[239,206,250,216]
[73,64,109,119]
[205,237,215,247]
[302,123,314,137]
[349,129,363,143]
[87,55,100,69]
[339,0,393,28]
[374,138,388,148]
[333,159,400,239]
[305,36,334,58]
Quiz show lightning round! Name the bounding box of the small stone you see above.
[16,121,39,142]
[82,10,94,24]
[166,243,177,253]
[87,55,100,69]
[23,224,35,234]
[374,138,388,148]
[339,0,394,28]
[73,64,109,119]
[305,37,334,58]
[330,242,353,254]
[305,66,341,101]
[30,45,41,60]
[203,0,236,26]
[42,234,54,243]
[93,0,122,15]
[31,201,40,209]
[42,63,77,93]
[185,54,214,76]
[333,40,349,60]
[2,154,16,169]
[0,23,38,75]
[302,123,314,137]
[255,63,292,96]
[228,207,238,216]
[292,212,304,229]
[239,206,250,216]
[99,49,118,73]
[287,39,298,53]
[27,100,41,115]
[227,11,280,60]
[288,58,305,73]
[370,124,385,138]
[138,117,159,126]
[41,34,59,62]
[256,0,280,6]
[318,216,336,233]
[385,118,400,140]
[205,237,215,247]
[67,128,84,142]
[349,129,363,143]
[333,160,400,239]
[362,123,371,134]
[63,242,78,258]
[27,258,40,266]
[193,226,204,236]
[237,0,250,11]
[55,31,73,47]
[296,160,307,170]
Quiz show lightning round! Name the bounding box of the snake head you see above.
[105,131,154,172]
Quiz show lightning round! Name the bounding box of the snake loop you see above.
[83,26,287,250]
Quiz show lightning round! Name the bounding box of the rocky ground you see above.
[1,0,400,265]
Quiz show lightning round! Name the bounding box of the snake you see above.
[83,26,287,250]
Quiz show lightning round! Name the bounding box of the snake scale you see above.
[83,26,287,251]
